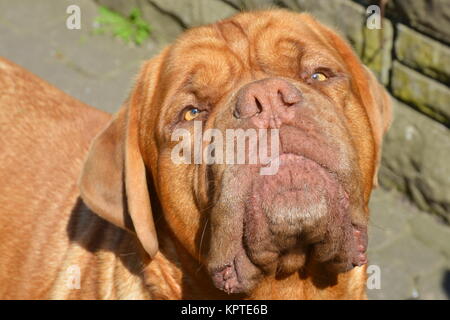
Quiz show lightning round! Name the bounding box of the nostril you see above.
[255,97,263,114]
[277,90,283,99]
[277,90,293,107]
[278,84,302,107]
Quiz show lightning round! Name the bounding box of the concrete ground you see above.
[1,0,449,300]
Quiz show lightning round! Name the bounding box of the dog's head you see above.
[80,10,391,294]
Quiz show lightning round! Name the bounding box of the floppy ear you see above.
[79,52,166,258]
[361,66,392,187]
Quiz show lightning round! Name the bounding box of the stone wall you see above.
[95,0,450,222]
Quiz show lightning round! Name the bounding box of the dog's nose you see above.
[234,78,302,129]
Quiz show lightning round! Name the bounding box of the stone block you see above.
[396,24,450,84]
[379,99,450,222]
[391,61,450,125]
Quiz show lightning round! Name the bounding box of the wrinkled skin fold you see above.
[0,9,391,300]
[136,10,390,295]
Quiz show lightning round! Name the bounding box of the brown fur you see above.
[0,10,390,299]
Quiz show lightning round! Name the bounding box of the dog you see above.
[0,9,391,299]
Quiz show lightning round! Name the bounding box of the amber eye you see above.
[311,72,328,81]
[184,107,201,121]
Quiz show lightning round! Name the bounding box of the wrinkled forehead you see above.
[160,11,347,98]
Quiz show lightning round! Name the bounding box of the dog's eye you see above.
[184,107,201,121]
[311,72,328,81]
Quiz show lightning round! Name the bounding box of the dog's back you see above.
[0,58,111,298]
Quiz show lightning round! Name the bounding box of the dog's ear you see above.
[79,50,167,258]
[360,66,392,187]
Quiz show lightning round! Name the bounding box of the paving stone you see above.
[0,0,64,32]
[367,188,450,299]
[409,212,450,258]
[416,265,450,300]
[41,20,157,79]
[221,0,273,10]
[369,235,445,279]
[149,0,238,27]
[366,259,415,300]
[94,0,184,46]
[0,0,160,113]
[368,189,412,251]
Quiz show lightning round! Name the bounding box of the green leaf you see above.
[94,6,151,45]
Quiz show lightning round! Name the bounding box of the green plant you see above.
[94,7,151,45]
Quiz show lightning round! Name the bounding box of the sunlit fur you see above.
[0,9,390,299]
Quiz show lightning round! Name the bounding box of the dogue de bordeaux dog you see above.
[0,9,391,299]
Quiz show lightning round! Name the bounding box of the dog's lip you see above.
[264,152,327,169]
[266,152,342,186]
[207,153,348,294]
[209,256,248,294]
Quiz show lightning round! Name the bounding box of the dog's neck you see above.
[141,231,368,300]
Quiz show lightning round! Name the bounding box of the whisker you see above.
[196,218,209,274]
